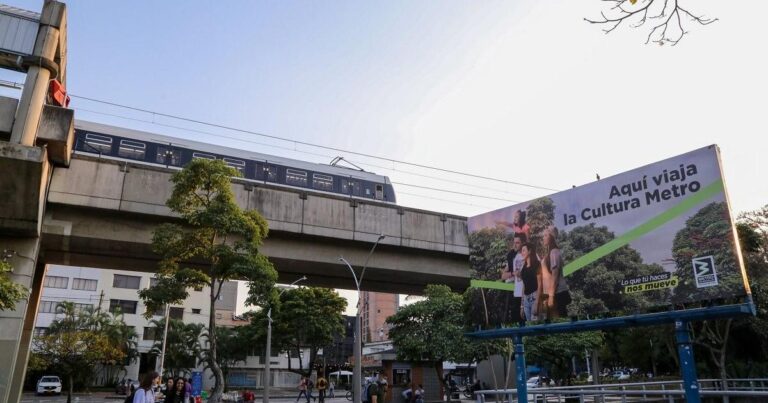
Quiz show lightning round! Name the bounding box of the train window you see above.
[84,133,113,154]
[365,187,372,197]
[375,184,383,200]
[118,139,146,160]
[192,152,216,160]
[312,173,334,191]
[156,146,181,166]
[285,169,308,187]
[342,180,361,196]
[263,165,278,182]
[223,158,245,174]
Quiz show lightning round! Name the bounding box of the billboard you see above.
[467,145,750,326]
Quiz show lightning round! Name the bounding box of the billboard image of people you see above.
[467,145,750,327]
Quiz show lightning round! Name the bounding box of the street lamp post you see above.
[158,304,171,378]
[264,276,307,403]
[339,234,386,403]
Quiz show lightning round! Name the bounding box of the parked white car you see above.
[611,370,630,381]
[36,375,62,395]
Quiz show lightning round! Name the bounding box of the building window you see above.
[150,278,159,288]
[169,307,184,320]
[73,303,93,313]
[216,313,222,319]
[109,299,138,314]
[39,300,57,313]
[44,276,68,289]
[72,278,97,291]
[34,327,47,337]
[143,327,157,341]
[312,174,334,191]
[152,307,164,316]
[393,369,411,386]
[285,169,308,187]
[192,308,201,314]
[113,274,141,289]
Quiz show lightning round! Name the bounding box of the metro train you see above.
[73,121,397,203]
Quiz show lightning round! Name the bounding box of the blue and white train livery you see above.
[73,121,397,203]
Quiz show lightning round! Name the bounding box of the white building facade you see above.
[35,265,232,388]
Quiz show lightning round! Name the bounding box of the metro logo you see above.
[692,256,718,288]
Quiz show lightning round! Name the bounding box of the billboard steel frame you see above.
[468,301,755,403]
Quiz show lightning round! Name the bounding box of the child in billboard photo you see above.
[519,242,542,321]
[497,209,530,240]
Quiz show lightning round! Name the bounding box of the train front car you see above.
[72,121,397,205]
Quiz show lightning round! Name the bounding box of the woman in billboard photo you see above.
[519,242,542,321]
[542,226,571,318]
[497,209,531,240]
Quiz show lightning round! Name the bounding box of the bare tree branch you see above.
[586,0,718,45]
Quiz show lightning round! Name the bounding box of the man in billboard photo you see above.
[501,233,526,323]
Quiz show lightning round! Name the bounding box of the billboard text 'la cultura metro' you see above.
[467,145,750,326]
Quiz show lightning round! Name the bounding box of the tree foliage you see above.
[149,318,204,379]
[249,287,346,377]
[32,302,128,403]
[388,285,473,394]
[0,259,28,311]
[525,330,604,381]
[139,159,277,402]
[201,326,251,391]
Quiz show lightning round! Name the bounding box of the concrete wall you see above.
[41,155,471,294]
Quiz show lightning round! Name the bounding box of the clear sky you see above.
[3,0,766,314]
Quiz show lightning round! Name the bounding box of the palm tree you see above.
[148,318,204,379]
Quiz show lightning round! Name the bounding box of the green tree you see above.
[33,302,126,403]
[0,259,28,311]
[525,197,556,254]
[139,159,277,402]
[467,227,511,327]
[560,224,666,315]
[388,285,469,398]
[251,287,346,377]
[525,330,604,382]
[201,326,251,391]
[149,318,204,379]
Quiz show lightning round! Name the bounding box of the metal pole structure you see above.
[675,320,701,403]
[339,234,385,403]
[158,304,171,378]
[513,335,528,403]
[264,276,307,403]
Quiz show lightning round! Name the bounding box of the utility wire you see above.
[76,107,539,203]
[70,94,559,192]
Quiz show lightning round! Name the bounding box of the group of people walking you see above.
[296,373,332,403]
[129,371,194,403]
[499,210,572,323]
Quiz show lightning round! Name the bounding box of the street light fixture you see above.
[339,234,386,403]
[264,276,308,403]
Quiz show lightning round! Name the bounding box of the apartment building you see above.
[360,291,399,343]
[35,265,239,386]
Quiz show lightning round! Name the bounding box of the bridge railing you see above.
[473,378,768,402]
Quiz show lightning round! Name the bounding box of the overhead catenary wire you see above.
[75,107,543,203]
[69,94,560,192]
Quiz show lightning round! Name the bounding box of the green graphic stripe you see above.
[563,179,724,277]
[471,280,516,291]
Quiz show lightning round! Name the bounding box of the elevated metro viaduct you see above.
[43,154,471,294]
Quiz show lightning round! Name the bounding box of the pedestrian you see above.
[168,377,186,403]
[316,372,328,403]
[329,380,335,398]
[296,376,310,403]
[132,371,159,403]
[308,377,316,401]
[185,378,193,403]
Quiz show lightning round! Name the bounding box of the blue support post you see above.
[514,335,528,403]
[675,320,701,403]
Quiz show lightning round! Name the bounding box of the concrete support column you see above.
[10,1,65,146]
[0,237,44,403]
